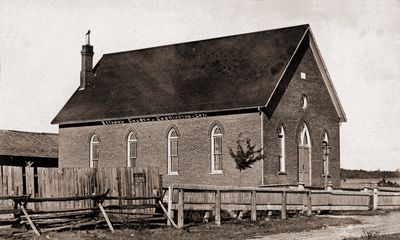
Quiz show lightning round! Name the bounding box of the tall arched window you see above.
[127,132,137,167]
[323,131,331,178]
[168,128,178,174]
[211,125,223,173]
[278,125,286,173]
[90,134,100,168]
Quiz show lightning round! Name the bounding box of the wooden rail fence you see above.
[0,166,164,236]
[164,184,400,228]
[0,190,165,236]
[1,165,400,233]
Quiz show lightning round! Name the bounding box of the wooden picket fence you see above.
[0,166,164,236]
[164,184,400,228]
[2,165,400,233]
[0,166,161,211]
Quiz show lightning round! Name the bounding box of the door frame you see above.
[298,123,312,186]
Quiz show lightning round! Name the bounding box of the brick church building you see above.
[52,24,346,187]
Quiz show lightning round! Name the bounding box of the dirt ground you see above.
[3,213,359,240]
[249,211,400,240]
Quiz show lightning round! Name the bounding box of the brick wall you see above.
[59,113,263,187]
[59,44,343,188]
[262,46,341,187]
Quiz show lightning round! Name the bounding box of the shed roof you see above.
[52,24,312,124]
[0,130,58,158]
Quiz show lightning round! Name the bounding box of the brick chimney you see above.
[79,30,94,90]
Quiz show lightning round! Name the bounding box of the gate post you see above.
[306,191,312,217]
[281,191,287,220]
[167,186,174,226]
[373,188,378,210]
[178,189,184,228]
[251,190,257,222]
[215,189,221,225]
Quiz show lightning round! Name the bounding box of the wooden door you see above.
[298,146,310,185]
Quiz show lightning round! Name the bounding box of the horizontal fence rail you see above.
[1,165,400,232]
[0,166,163,236]
[163,184,400,228]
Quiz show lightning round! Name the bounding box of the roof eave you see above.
[53,106,263,126]
[308,28,347,122]
[51,56,105,125]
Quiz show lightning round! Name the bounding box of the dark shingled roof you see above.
[52,24,310,124]
[0,130,58,158]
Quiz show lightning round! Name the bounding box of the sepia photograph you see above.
[0,0,399,239]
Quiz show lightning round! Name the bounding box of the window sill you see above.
[168,172,179,176]
[277,171,287,175]
[210,171,223,175]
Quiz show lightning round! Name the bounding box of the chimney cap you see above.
[85,30,91,45]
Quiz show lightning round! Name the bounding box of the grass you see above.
[12,214,359,240]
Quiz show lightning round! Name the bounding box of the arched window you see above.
[278,125,286,173]
[323,131,331,178]
[300,124,311,147]
[127,132,137,167]
[168,128,178,174]
[90,134,100,168]
[211,125,223,173]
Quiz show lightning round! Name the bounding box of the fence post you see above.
[251,190,257,222]
[19,195,40,236]
[281,191,287,220]
[306,191,312,217]
[327,181,333,191]
[158,174,163,197]
[215,189,221,225]
[167,186,174,226]
[368,190,373,210]
[178,189,184,228]
[373,188,378,210]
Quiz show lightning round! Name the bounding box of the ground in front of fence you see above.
[346,233,400,240]
[8,213,359,240]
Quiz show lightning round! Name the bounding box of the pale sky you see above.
[0,0,399,170]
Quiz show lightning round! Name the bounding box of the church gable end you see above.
[265,30,345,122]
[262,37,342,187]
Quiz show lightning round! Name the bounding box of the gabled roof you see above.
[0,130,58,158]
[52,24,346,124]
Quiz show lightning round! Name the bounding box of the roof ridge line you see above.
[103,24,310,57]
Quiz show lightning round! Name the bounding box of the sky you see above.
[0,0,399,170]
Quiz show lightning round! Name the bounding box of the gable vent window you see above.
[301,95,308,109]
[301,72,306,79]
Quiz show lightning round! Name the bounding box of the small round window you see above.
[301,95,308,109]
